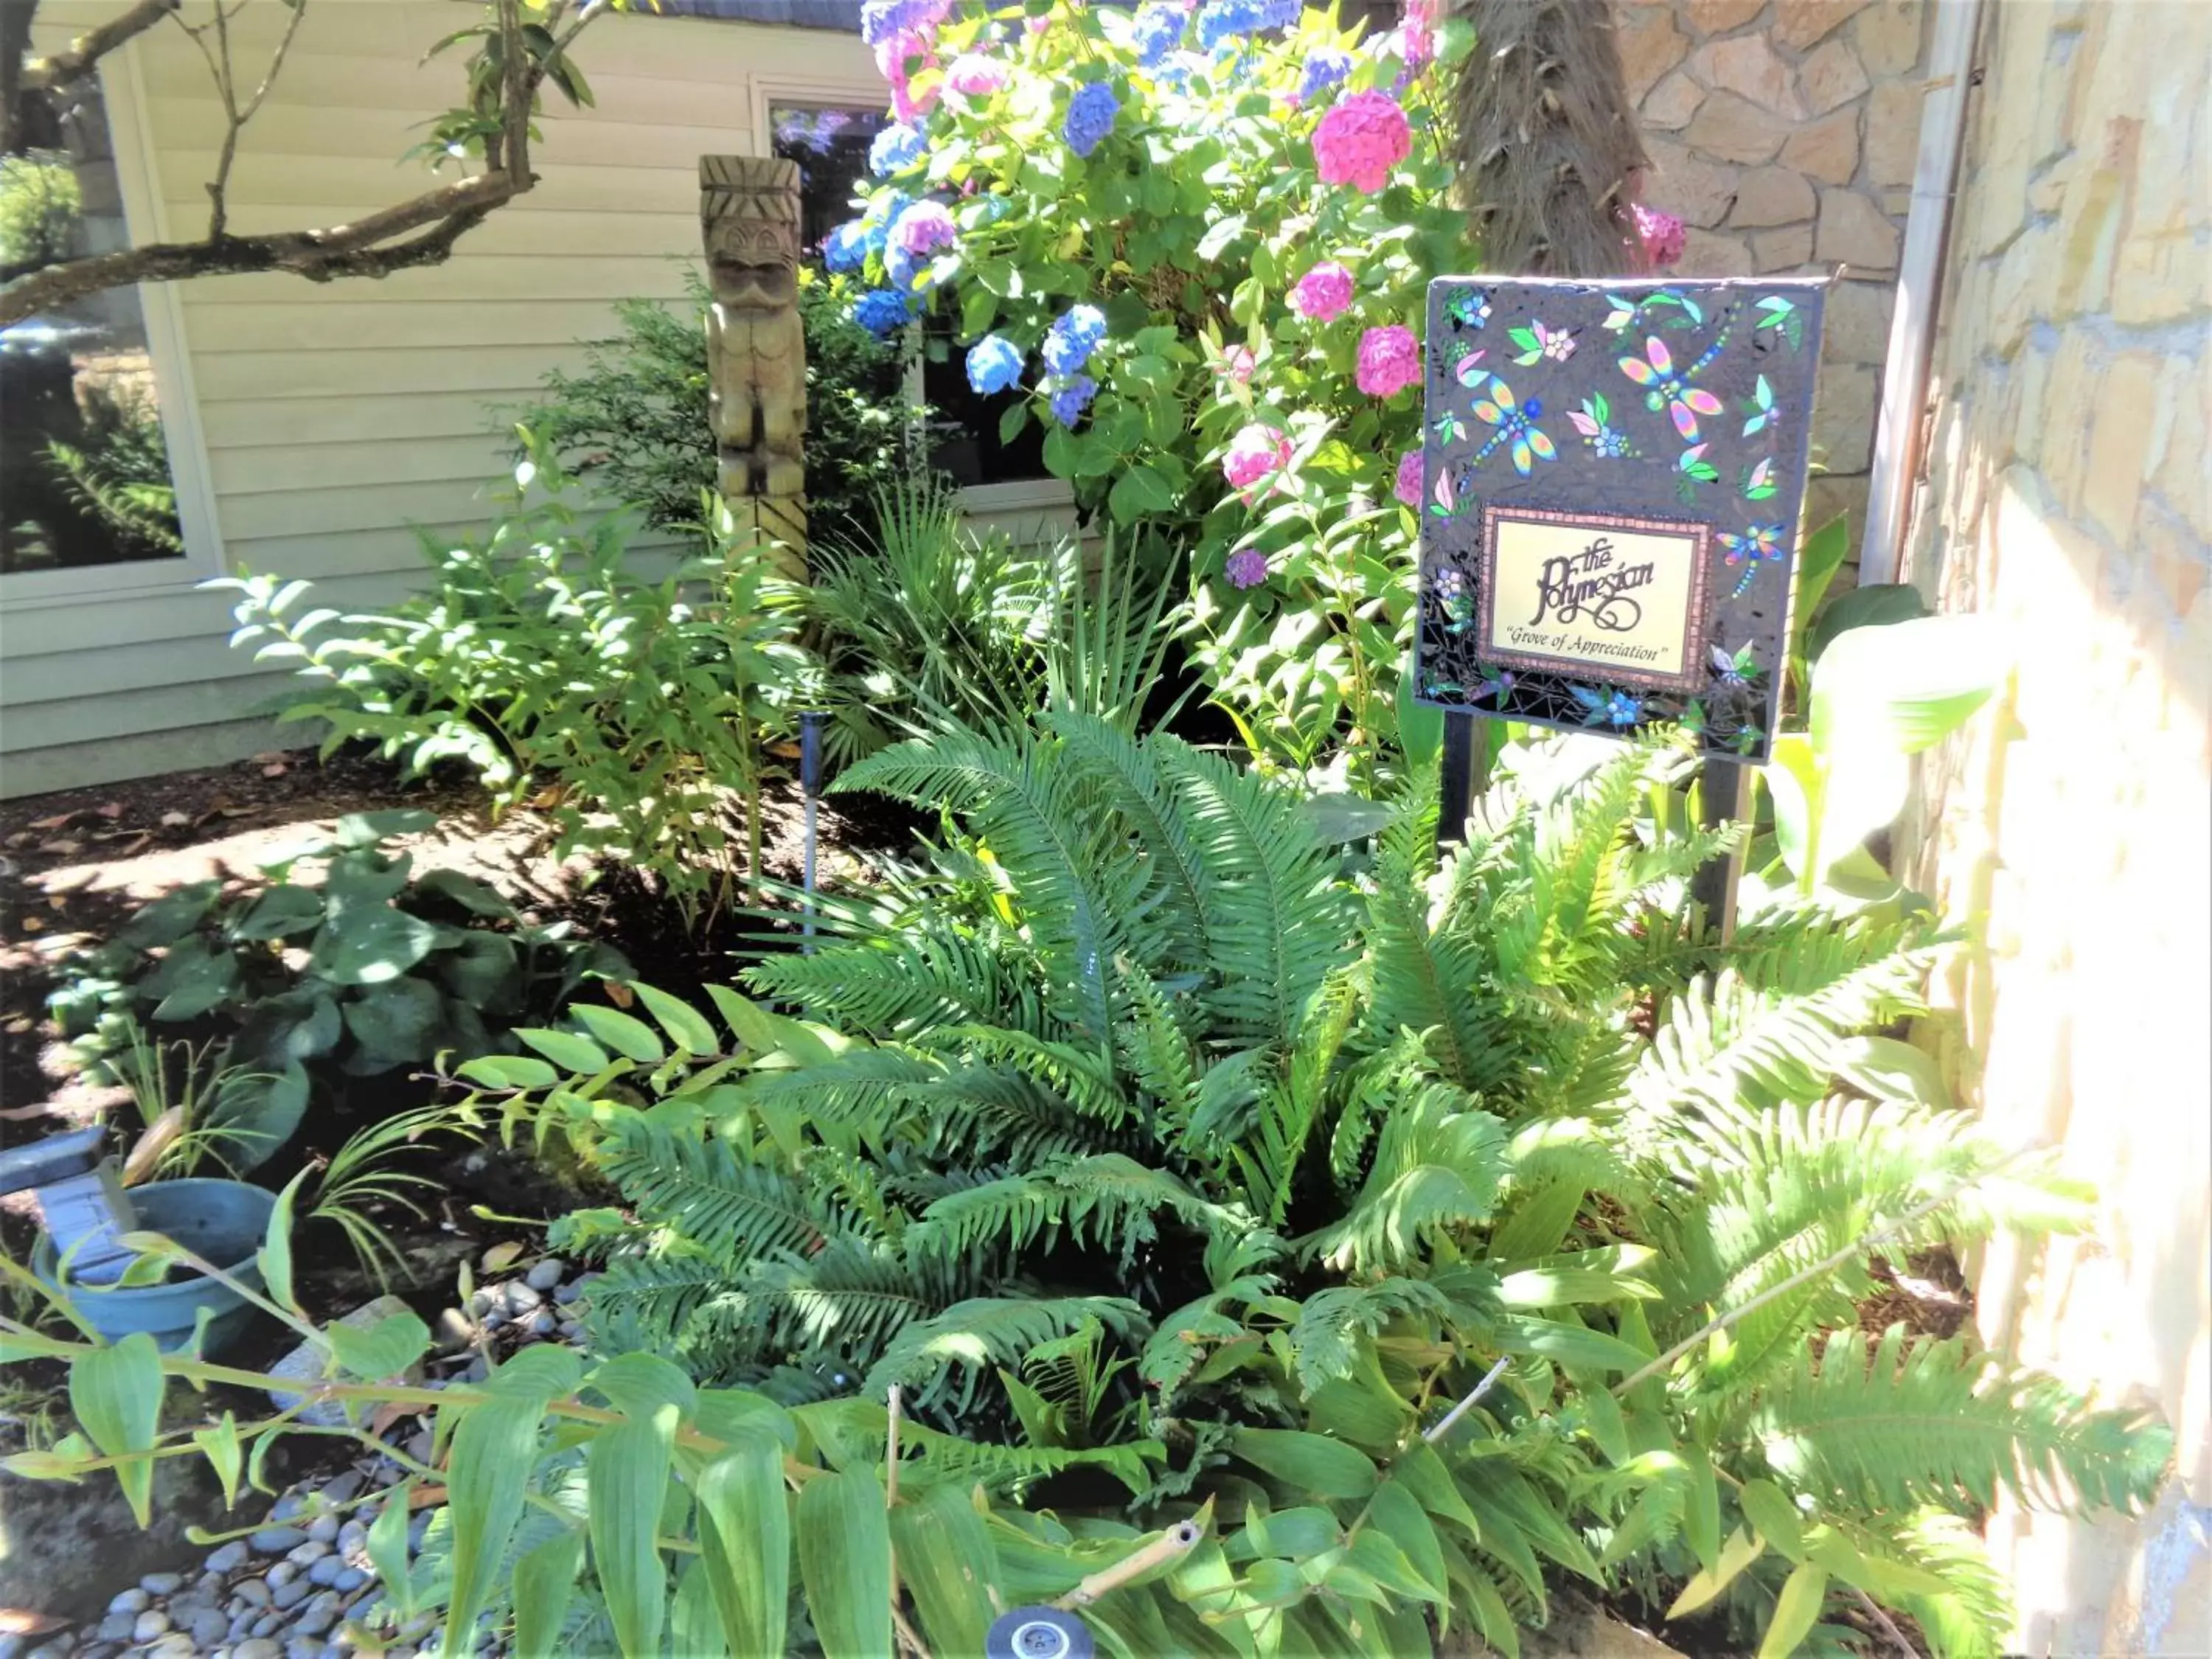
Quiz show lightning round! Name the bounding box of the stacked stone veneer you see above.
[1614,0,1932,542]
[1894,2,2212,1653]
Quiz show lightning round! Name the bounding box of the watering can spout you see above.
[0,1124,141,1285]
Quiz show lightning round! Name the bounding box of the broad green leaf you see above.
[455,1054,560,1091]
[229,885,326,940]
[796,1467,894,1659]
[366,1481,418,1618]
[588,1407,678,1658]
[1758,1562,1829,1659]
[307,906,439,986]
[1809,613,2007,757]
[1834,1035,1951,1107]
[258,1169,310,1312]
[118,881,220,949]
[516,1027,611,1074]
[1683,1449,1722,1576]
[670,1556,729,1659]
[1739,1478,1807,1562]
[1579,1386,1630,1465]
[443,1394,551,1654]
[1498,1267,1660,1307]
[1230,1429,1377,1500]
[1806,580,1929,666]
[1363,1482,1445,1602]
[485,1342,584,1397]
[1666,1525,1764,1618]
[629,982,719,1056]
[572,1003,667,1064]
[695,1430,791,1659]
[327,1310,431,1381]
[891,1481,998,1657]
[436,931,520,1005]
[1763,731,1820,880]
[204,1061,310,1175]
[1494,1315,1649,1372]
[1790,515,1853,649]
[145,941,240,1021]
[335,808,437,847]
[1397,646,1442,769]
[414,866,518,918]
[70,1333,164,1526]
[341,975,445,1066]
[589,1352,696,1422]
[192,1411,242,1507]
[512,1527,585,1659]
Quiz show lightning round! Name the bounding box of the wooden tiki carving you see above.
[700,155,807,578]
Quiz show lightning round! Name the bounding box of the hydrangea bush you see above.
[833,0,1479,779]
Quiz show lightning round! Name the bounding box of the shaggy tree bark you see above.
[0,0,607,327]
[1448,0,1648,278]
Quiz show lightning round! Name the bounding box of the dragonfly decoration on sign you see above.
[1740,374,1782,437]
[1753,294,1804,350]
[1719,521,1787,597]
[1599,287,1704,334]
[1619,330,1730,442]
[1469,377,1557,477]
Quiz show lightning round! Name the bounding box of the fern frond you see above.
[1756,1326,2174,1516]
[594,1118,838,1260]
[1154,737,1354,1043]
[863,1294,1152,1418]
[795,1396,1166,1497]
[745,921,1047,1038]
[1047,711,1210,961]
[1304,1083,1509,1275]
[1877,1507,2015,1659]
[1289,1278,1452,1393]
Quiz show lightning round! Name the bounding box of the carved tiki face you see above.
[701,156,801,310]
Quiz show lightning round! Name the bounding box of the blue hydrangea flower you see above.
[1132,2,1186,67]
[823,221,869,274]
[853,289,912,338]
[1042,305,1107,376]
[860,189,912,254]
[1048,374,1098,427]
[1062,83,1120,159]
[1195,0,1298,52]
[1297,48,1352,103]
[966,335,1023,395]
[884,243,942,299]
[869,122,925,177]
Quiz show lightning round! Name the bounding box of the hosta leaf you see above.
[70,1333,164,1526]
[307,906,439,986]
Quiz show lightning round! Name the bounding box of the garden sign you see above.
[1415,276,1829,762]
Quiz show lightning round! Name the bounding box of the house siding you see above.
[0,2,883,797]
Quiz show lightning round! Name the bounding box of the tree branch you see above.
[21,0,182,91]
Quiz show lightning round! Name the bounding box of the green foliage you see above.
[843,1,1478,780]
[44,383,182,560]
[212,434,814,918]
[0,150,80,268]
[508,268,932,543]
[47,813,621,1093]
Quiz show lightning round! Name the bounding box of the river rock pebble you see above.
[305,1513,340,1545]
[250,1526,309,1554]
[138,1573,184,1596]
[103,1590,147,1617]
[129,1613,168,1641]
[499,1280,542,1315]
[524,1257,567,1291]
[234,1641,283,1659]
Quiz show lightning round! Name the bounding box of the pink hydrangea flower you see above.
[945,52,1006,96]
[877,32,942,121]
[1634,203,1686,268]
[1290,261,1355,322]
[1312,91,1411,194]
[1393,447,1423,507]
[1225,548,1270,588]
[1355,324,1420,397]
[1222,423,1291,490]
[1220,344,1256,384]
[1396,0,1437,69]
[891,200,957,254]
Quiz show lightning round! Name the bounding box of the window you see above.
[1,69,187,576]
[768,97,1048,493]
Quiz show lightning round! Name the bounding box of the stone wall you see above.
[1615,0,1930,544]
[1895,1,2211,1652]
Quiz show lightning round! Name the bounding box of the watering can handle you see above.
[0,1125,107,1198]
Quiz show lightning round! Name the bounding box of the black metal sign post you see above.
[1414,276,1830,932]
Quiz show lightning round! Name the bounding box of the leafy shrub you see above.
[44,383,182,560]
[806,480,1180,767]
[833,1,1481,777]
[0,150,80,268]
[214,436,813,918]
[511,268,936,544]
[49,810,625,1092]
[482,726,2164,1656]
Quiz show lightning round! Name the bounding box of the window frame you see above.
[1,39,226,612]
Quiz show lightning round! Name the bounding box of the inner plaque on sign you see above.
[1478,508,1711,692]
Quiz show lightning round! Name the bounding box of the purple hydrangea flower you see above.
[966,335,1023,395]
[891,199,957,255]
[853,289,912,338]
[1063,82,1121,159]
[869,122,925,176]
[1048,373,1098,426]
[1225,547,1270,588]
[860,0,948,47]
[1042,305,1107,376]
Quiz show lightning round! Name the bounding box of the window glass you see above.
[769,100,1046,490]
[1,72,185,574]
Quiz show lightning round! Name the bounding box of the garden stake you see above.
[1051,1510,1209,1610]
[1422,1355,1512,1444]
[800,707,825,947]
